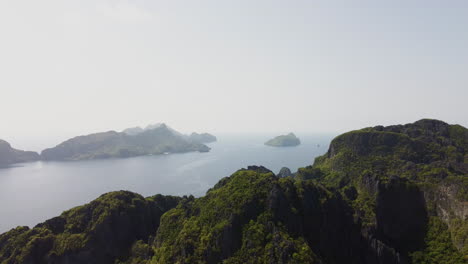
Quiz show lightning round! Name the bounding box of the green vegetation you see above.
[41,124,211,161]
[410,217,465,264]
[224,213,319,264]
[139,167,355,264]
[0,191,180,264]
[153,167,279,263]
[1,119,466,263]
[265,133,301,147]
[450,218,468,255]
[309,119,467,261]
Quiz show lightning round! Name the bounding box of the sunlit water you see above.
[0,134,334,233]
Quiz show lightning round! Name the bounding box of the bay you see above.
[0,134,333,233]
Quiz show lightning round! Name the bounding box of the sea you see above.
[0,134,335,233]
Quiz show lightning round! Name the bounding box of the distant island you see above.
[0,140,40,166]
[0,124,216,164]
[41,124,214,161]
[122,124,216,144]
[265,133,301,147]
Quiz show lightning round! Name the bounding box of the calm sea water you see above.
[0,134,334,233]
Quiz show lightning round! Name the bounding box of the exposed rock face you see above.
[375,177,428,253]
[1,119,466,264]
[189,132,217,143]
[138,165,438,264]
[0,168,408,264]
[41,124,210,161]
[0,191,180,264]
[0,139,40,166]
[277,167,292,178]
[312,118,467,262]
[265,133,301,147]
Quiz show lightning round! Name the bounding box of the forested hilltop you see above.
[0,119,466,264]
[41,124,212,161]
[0,124,215,164]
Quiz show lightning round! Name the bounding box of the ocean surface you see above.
[0,134,334,233]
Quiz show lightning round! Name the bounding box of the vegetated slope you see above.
[300,118,467,263]
[41,124,210,161]
[0,139,40,166]
[1,119,466,264]
[0,192,180,264]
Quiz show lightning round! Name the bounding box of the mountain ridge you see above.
[41,124,213,161]
[0,119,466,264]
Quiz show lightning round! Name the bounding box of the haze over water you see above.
[0,134,333,233]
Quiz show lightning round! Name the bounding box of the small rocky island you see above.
[265,133,301,147]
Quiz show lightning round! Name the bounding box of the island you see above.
[264,132,301,147]
[1,119,466,263]
[41,123,212,161]
[0,139,40,166]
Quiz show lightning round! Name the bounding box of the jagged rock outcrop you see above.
[0,191,180,264]
[0,139,40,166]
[277,167,292,178]
[310,118,467,263]
[1,119,466,264]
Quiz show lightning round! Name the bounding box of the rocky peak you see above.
[277,167,292,178]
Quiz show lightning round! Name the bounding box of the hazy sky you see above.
[1,1,467,150]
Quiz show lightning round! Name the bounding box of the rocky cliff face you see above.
[0,192,180,264]
[311,119,467,263]
[0,119,466,264]
[0,139,40,166]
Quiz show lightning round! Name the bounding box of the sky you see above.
[1,0,467,150]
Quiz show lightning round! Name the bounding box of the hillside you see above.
[0,139,40,166]
[41,124,210,161]
[0,192,180,263]
[298,119,467,263]
[1,119,466,264]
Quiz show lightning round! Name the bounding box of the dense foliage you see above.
[304,119,467,261]
[0,192,180,264]
[0,119,466,264]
